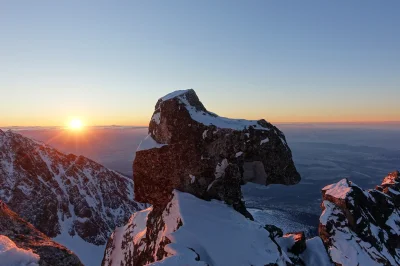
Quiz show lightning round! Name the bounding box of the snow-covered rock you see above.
[0,235,39,266]
[0,200,81,265]
[319,171,400,266]
[134,89,300,218]
[102,190,292,266]
[102,89,304,265]
[0,130,146,265]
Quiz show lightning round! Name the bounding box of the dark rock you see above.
[0,200,82,266]
[103,90,300,265]
[264,224,284,239]
[134,89,300,218]
[285,232,306,256]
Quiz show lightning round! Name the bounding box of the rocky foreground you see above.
[0,200,82,265]
[102,90,399,266]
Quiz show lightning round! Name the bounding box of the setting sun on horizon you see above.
[68,119,84,130]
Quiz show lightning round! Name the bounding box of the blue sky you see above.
[0,1,399,126]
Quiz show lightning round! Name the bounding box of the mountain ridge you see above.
[0,129,145,265]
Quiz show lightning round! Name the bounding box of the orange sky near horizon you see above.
[2,111,399,128]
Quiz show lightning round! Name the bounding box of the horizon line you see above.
[1,120,400,129]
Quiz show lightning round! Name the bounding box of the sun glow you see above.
[68,119,84,130]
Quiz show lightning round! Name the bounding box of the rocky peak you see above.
[378,171,400,204]
[0,130,145,265]
[0,200,82,265]
[319,172,400,265]
[135,89,300,217]
[102,90,302,265]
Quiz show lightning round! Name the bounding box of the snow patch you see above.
[214,159,229,179]
[260,137,269,145]
[189,174,196,184]
[202,130,208,139]
[160,90,190,102]
[152,113,161,124]
[235,151,243,157]
[0,235,39,266]
[322,179,352,199]
[137,134,167,151]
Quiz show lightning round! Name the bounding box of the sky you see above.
[0,1,399,127]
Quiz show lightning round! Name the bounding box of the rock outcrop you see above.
[134,89,300,217]
[0,200,82,266]
[0,130,145,246]
[102,89,302,266]
[319,171,400,266]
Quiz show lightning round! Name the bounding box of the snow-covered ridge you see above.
[159,89,270,131]
[0,235,39,266]
[322,178,352,200]
[0,131,145,266]
[160,89,190,101]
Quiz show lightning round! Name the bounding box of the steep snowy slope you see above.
[102,190,292,266]
[0,235,39,266]
[0,129,145,265]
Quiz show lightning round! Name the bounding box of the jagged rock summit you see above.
[102,89,306,266]
[319,171,400,266]
[0,200,82,266]
[134,89,300,216]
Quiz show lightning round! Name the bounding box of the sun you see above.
[68,119,84,130]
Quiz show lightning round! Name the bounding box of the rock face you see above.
[102,90,303,266]
[0,200,82,266]
[0,129,145,246]
[319,171,400,266]
[134,89,300,217]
